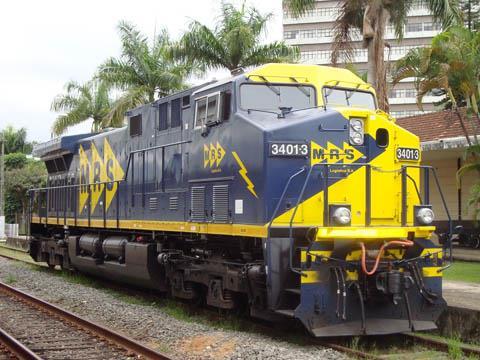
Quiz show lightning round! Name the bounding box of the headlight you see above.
[416,207,434,225]
[332,207,351,225]
[350,119,363,132]
[350,132,364,145]
[349,118,364,146]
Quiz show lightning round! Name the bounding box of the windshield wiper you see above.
[257,75,280,96]
[247,108,281,117]
[289,105,327,114]
[289,77,310,97]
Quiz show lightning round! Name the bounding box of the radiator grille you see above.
[213,185,229,223]
[169,196,179,211]
[190,186,205,222]
[149,197,158,211]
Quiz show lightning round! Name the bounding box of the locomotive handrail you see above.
[401,165,453,262]
[285,162,371,276]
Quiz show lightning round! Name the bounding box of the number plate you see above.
[269,142,309,157]
[396,147,420,161]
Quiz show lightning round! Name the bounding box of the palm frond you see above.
[102,87,149,128]
[283,0,315,18]
[331,0,365,65]
[425,0,462,28]
[243,42,299,68]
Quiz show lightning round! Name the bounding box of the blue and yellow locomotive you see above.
[29,63,448,336]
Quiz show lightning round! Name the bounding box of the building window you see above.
[129,114,142,137]
[406,23,423,33]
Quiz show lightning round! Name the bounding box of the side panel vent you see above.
[213,185,229,223]
[190,187,205,222]
[169,196,179,211]
[149,197,158,211]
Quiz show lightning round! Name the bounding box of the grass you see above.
[4,273,17,284]
[443,261,480,283]
[447,335,464,360]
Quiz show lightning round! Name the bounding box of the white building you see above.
[283,0,442,118]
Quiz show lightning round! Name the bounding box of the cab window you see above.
[240,83,315,111]
[195,93,220,128]
[323,87,376,110]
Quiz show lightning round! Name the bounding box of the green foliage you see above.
[283,0,316,18]
[172,1,298,74]
[392,26,480,110]
[98,21,190,126]
[51,80,114,136]
[4,159,47,223]
[460,0,480,30]
[0,126,33,154]
[4,153,27,170]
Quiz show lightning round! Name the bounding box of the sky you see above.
[0,0,283,142]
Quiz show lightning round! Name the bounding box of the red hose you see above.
[360,240,414,276]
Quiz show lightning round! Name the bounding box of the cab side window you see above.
[195,98,207,128]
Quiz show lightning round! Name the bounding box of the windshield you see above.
[240,83,316,112]
[323,87,376,110]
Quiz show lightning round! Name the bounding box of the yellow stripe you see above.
[315,226,435,240]
[31,217,435,241]
[422,266,442,277]
[32,216,268,238]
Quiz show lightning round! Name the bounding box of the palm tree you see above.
[0,126,31,154]
[98,21,190,125]
[172,1,298,74]
[51,81,113,136]
[283,0,461,111]
[392,26,480,131]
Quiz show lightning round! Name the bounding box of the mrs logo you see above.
[78,139,125,214]
[310,141,364,166]
[203,142,226,169]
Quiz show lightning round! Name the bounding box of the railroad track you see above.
[0,280,171,360]
[1,244,479,359]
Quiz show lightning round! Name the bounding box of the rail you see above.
[0,281,171,359]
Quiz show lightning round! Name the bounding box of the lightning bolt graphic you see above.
[232,151,258,198]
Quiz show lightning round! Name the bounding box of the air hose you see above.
[359,240,414,276]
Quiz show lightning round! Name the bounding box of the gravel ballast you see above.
[0,257,347,359]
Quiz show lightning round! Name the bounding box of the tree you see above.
[51,80,113,136]
[460,0,480,30]
[4,159,46,224]
[4,153,27,170]
[173,1,298,74]
[98,21,190,125]
[0,126,32,154]
[283,0,461,112]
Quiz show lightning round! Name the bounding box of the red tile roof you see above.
[395,109,479,142]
